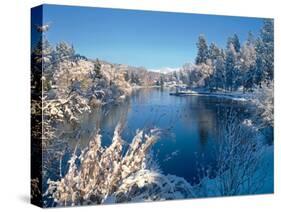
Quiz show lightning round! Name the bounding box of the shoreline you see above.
[169,90,254,102]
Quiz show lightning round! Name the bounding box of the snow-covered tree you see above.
[123,71,130,82]
[32,38,55,73]
[199,108,268,196]
[208,42,221,61]
[254,38,265,86]
[237,32,257,92]
[225,41,238,91]
[178,70,186,84]
[197,59,214,88]
[160,74,165,87]
[55,42,75,62]
[254,80,274,127]
[207,43,225,90]
[31,38,55,93]
[212,49,226,90]
[130,72,141,85]
[181,63,195,87]
[231,34,241,53]
[254,19,274,86]
[93,58,102,79]
[195,35,209,65]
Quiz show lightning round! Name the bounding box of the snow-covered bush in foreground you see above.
[45,124,195,206]
[197,108,271,196]
[253,80,274,127]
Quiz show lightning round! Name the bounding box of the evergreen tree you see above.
[55,42,75,61]
[124,71,130,82]
[225,41,237,91]
[238,32,257,92]
[94,59,102,79]
[232,34,241,52]
[32,38,54,69]
[246,31,255,45]
[195,35,209,65]
[130,72,140,84]
[212,49,226,90]
[254,38,265,86]
[173,71,178,81]
[261,19,274,80]
[208,42,220,62]
[160,75,164,88]
[179,71,186,84]
[208,43,221,90]
[254,19,274,85]
[31,38,55,92]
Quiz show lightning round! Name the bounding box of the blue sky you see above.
[33,4,264,69]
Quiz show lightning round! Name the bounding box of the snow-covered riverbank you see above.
[170,90,255,102]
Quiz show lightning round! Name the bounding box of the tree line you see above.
[189,19,273,92]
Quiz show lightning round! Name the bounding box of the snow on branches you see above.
[45,124,195,206]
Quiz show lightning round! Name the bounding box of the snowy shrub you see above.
[254,80,274,127]
[198,108,269,196]
[45,124,195,206]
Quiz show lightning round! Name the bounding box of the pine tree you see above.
[254,38,265,86]
[160,75,164,88]
[246,31,255,45]
[195,35,209,65]
[232,34,241,52]
[238,32,257,92]
[94,59,102,79]
[130,72,140,84]
[55,42,75,61]
[31,38,55,93]
[208,42,220,62]
[212,49,226,90]
[32,38,54,69]
[254,19,274,85]
[225,40,237,91]
[260,19,274,80]
[124,71,130,82]
[179,71,186,84]
[208,43,221,90]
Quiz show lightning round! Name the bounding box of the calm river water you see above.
[82,88,262,184]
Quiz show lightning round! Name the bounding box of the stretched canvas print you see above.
[31,4,274,208]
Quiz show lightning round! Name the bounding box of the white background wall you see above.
[0,0,280,211]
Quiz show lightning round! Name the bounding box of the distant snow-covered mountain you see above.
[148,67,180,74]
